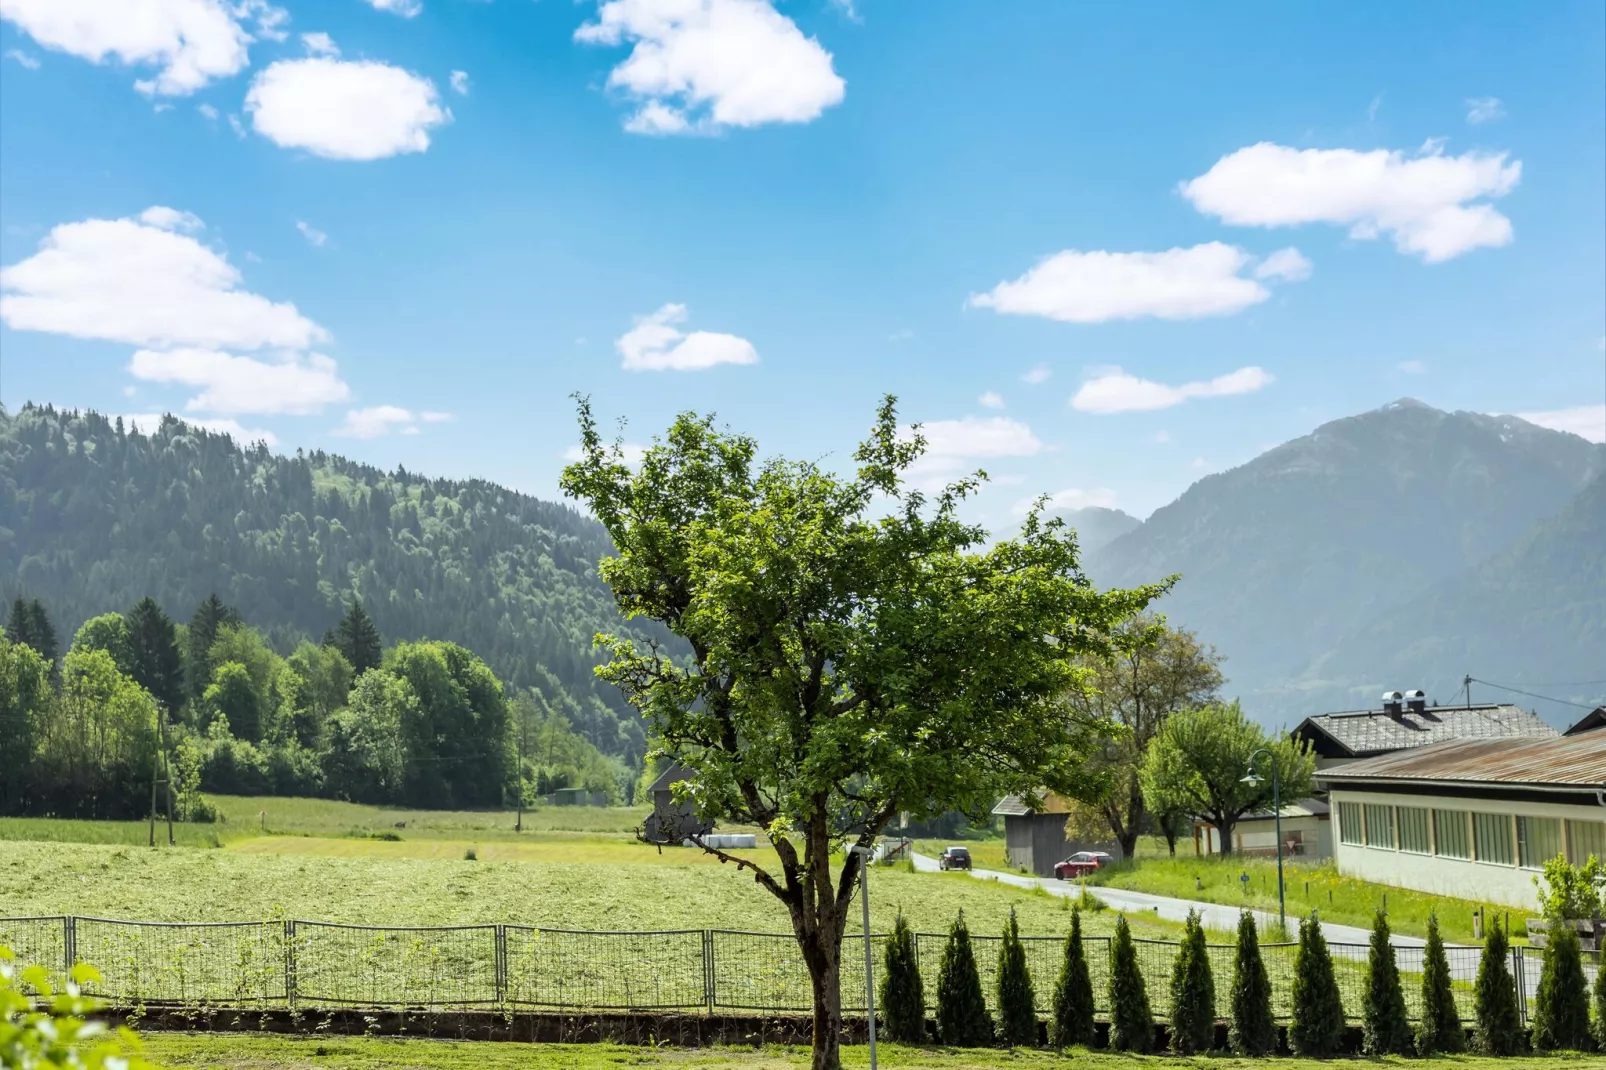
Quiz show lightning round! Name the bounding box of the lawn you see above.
[1083,854,1528,944]
[140,1034,1602,1069]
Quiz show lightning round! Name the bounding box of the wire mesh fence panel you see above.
[1326,941,1371,1021]
[74,918,285,1007]
[504,927,704,1010]
[708,931,885,1013]
[294,923,495,1008]
[1256,942,1301,1020]
[1390,942,1483,1022]
[0,917,68,991]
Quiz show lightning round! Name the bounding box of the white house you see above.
[1316,722,1606,910]
[1193,798,1333,859]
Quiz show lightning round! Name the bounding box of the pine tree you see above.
[125,596,184,711]
[5,596,57,671]
[1473,919,1523,1055]
[1362,909,1412,1055]
[188,593,240,699]
[936,912,992,1046]
[330,601,383,675]
[1288,913,1345,1057]
[1169,908,1216,1054]
[995,907,1036,1047]
[879,912,926,1044]
[1107,914,1154,1053]
[1229,910,1276,1055]
[1415,911,1465,1055]
[1050,906,1096,1048]
[1531,922,1592,1051]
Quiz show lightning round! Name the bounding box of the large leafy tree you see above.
[1140,701,1313,855]
[561,397,1165,1070]
[125,597,184,714]
[1062,617,1221,858]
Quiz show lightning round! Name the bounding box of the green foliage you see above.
[1168,908,1215,1054]
[995,907,1036,1047]
[125,596,184,713]
[1,947,153,1070]
[878,913,925,1044]
[187,593,241,702]
[329,601,383,677]
[71,613,133,676]
[1139,701,1314,854]
[205,661,264,742]
[29,648,160,818]
[0,639,49,813]
[283,641,353,746]
[322,669,413,802]
[1288,912,1344,1057]
[387,641,513,808]
[5,597,57,674]
[1594,944,1606,1051]
[1228,909,1275,1056]
[936,913,993,1047]
[1530,921,1593,1051]
[1106,914,1153,1053]
[1049,906,1095,1048]
[1361,909,1411,1055]
[1415,911,1464,1055]
[1535,853,1606,922]
[1473,920,1523,1055]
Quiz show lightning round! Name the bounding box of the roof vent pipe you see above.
[1404,689,1427,715]
[1381,691,1404,717]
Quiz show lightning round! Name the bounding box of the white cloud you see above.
[363,0,422,16]
[1071,366,1274,415]
[900,415,1044,490]
[575,0,845,134]
[227,113,246,138]
[0,207,326,351]
[296,220,328,247]
[1465,97,1504,124]
[887,328,914,342]
[564,442,649,466]
[449,69,470,96]
[301,32,339,57]
[4,48,40,69]
[0,0,283,96]
[1011,487,1117,515]
[128,347,350,414]
[1397,359,1426,375]
[197,102,219,120]
[246,58,450,161]
[1190,457,1210,470]
[120,411,277,446]
[1254,246,1312,282]
[334,405,417,438]
[970,243,1303,324]
[977,391,1004,410]
[420,411,452,423]
[1021,364,1051,385]
[1180,141,1521,263]
[616,303,759,371]
[1510,404,1606,444]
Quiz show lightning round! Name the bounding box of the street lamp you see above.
[849,844,879,1070]
[1242,748,1286,933]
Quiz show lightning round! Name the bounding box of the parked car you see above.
[938,846,972,871]
[1053,850,1114,880]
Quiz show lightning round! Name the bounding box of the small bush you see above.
[1050,906,1095,1048]
[1106,915,1153,1053]
[1531,921,1593,1051]
[995,907,1036,1047]
[463,846,477,861]
[1473,920,1524,1055]
[1288,912,1344,1057]
[1415,911,1465,1055]
[935,912,992,1046]
[1169,908,1215,1054]
[1229,909,1276,1056]
[879,913,925,1044]
[1362,908,1412,1055]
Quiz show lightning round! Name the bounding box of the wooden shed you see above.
[644,763,712,844]
[992,792,1118,877]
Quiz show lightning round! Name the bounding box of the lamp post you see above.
[1243,748,1285,933]
[849,844,879,1070]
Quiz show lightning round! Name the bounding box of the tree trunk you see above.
[805,932,844,1070]
[1216,817,1236,856]
[1117,827,1138,861]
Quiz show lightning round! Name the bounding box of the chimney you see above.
[1404,689,1427,715]
[1381,690,1404,717]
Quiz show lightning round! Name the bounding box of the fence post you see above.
[494,925,507,1006]
[702,930,715,1012]
[63,916,75,972]
[284,920,297,1011]
[1510,944,1526,1028]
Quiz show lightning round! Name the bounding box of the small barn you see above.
[992,792,1118,877]
[644,763,712,844]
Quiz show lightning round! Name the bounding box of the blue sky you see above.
[2,0,1602,524]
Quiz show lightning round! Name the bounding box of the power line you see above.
[1467,676,1601,711]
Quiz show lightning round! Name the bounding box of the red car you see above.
[1053,851,1114,880]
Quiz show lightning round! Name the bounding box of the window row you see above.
[1336,800,1603,870]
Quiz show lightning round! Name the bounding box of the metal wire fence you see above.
[0,915,1554,1023]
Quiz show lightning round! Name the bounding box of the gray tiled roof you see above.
[1293,703,1555,758]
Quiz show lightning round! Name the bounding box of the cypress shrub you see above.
[1415,911,1465,1055]
[1288,913,1345,1057]
[1362,909,1412,1055]
[1107,914,1154,1053]
[1531,922,1592,1051]
[1050,905,1095,1048]
[1593,943,1606,1051]
[1473,919,1523,1055]
[879,912,926,1044]
[1168,908,1216,1054]
[936,911,993,1046]
[995,907,1037,1047]
[1229,910,1276,1056]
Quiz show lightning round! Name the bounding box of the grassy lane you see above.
[142,1034,1602,1069]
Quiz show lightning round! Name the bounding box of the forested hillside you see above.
[0,404,671,764]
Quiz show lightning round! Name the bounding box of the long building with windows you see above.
[1316,724,1606,909]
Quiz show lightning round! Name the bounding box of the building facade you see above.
[992,792,1119,877]
[1194,799,1333,859]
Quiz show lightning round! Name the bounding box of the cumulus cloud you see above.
[0,0,284,96]
[332,405,440,438]
[1509,404,1606,444]
[977,391,1004,409]
[575,0,845,134]
[1011,486,1117,515]
[1071,366,1274,414]
[449,70,470,96]
[1180,141,1521,262]
[1254,246,1312,282]
[616,303,759,371]
[898,415,1043,490]
[0,207,325,351]
[301,32,339,57]
[970,242,1303,323]
[246,58,450,160]
[128,347,350,415]
[564,442,649,466]
[1021,364,1051,385]
[363,0,422,16]
[1465,97,1504,124]
[296,221,328,247]
[121,411,277,446]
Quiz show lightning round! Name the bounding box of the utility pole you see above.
[516,706,527,832]
[850,844,879,1070]
[1463,674,1473,707]
[158,703,175,845]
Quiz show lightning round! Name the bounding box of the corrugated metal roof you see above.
[1293,703,1555,757]
[1316,734,1606,790]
